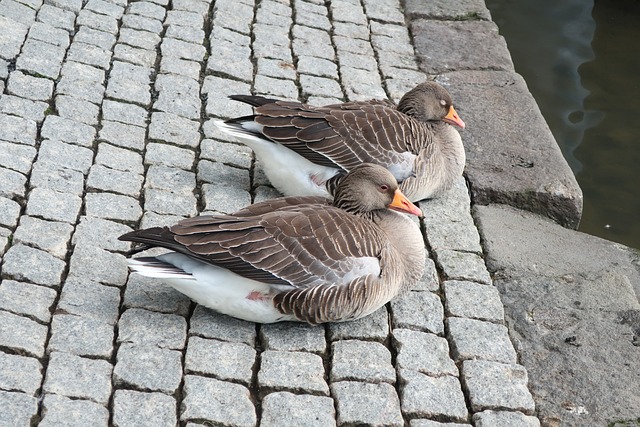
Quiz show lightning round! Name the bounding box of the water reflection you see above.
[486,0,640,249]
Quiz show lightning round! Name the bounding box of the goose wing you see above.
[120,204,387,290]
[246,98,422,179]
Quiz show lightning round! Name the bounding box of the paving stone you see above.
[185,336,256,384]
[462,360,536,414]
[113,390,177,427]
[448,317,517,363]
[0,94,48,124]
[159,56,201,80]
[95,143,144,174]
[2,244,65,288]
[76,9,118,33]
[143,188,198,217]
[101,100,148,128]
[404,0,491,20]
[297,55,338,79]
[201,183,251,214]
[85,192,143,222]
[181,375,256,426]
[400,369,469,421]
[332,381,403,426]
[202,76,252,118]
[261,392,336,427]
[161,37,205,61]
[259,350,329,396]
[0,113,37,146]
[165,23,204,43]
[173,0,209,15]
[410,420,471,427]
[123,273,192,315]
[39,394,109,427]
[85,0,124,18]
[420,182,482,253]
[67,41,112,70]
[48,314,114,358]
[41,115,96,147]
[13,216,73,258]
[45,0,82,13]
[73,26,116,50]
[299,74,343,99]
[214,2,253,34]
[56,75,105,105]
[36,4,76,32]
[331,340,396,383]
[118,27,161,50]
[57,279,121,325]
[127,1,166,20]
[444,280,505,321]
[98,121,147,151]
[392,328,459,377]
[0,140,36,174]
[2,1,35,27]
[0,310,47,357]
[253,75,298,100]
[145,167,194,197]
[334,35,375,56]
[0,391,38,427]
[291,25,335,60]
[139,211,185,229]
[122,14,163,34]
[113,344,183,393]
[327,306,389,341]
[113,44,157,67]
[200,138,252,169]
[43,352,113,405]
[362,0,405,23]
[87,164,144,197]
[56,94,100,125]
[16,38,66,80]
[144,142,195,170]
[473,410,541,427]
[253,185,283,204]
[412,257,440,292]
[6,70,53,101]
[0,58,6,78]
[412,20,512,74]
[390,291,445,335]
[0,352,42,395]
[29,162,85,195]
[435,250,492,284]
[189,305,256,345]
[165,9,202,27]
[25,187,80,223]
[207,42,253,83]
[198,160,251,189]
[0,15,28,59]
[0,280,57,323]
[342,68,386,101]
[370,22,414,50]
[0,166,26,198]
[118,308,187,349]
[67,244,129,286]
[252,28,291,62]
[260,322,326,354]
[38,139,94,173]
[148,111,200,147]
[106,61,152,106]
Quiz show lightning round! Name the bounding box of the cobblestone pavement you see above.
[0,0,542,425]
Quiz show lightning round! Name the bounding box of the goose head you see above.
[397,81,465,129]
[333,163,423,217]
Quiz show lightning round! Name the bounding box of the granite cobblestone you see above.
[0,0,542,424]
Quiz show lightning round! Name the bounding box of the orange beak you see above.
[443,105,465,129]
[389,189,423,217]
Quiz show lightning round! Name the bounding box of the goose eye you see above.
[439,99,447,106]
[379,184,389,192]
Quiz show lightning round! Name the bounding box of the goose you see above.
[215,81,465,202]
[119,163,426,324]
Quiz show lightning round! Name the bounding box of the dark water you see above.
[485,0,640,249]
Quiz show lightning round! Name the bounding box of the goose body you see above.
[215,81,466,202]
[120,164,426,324]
